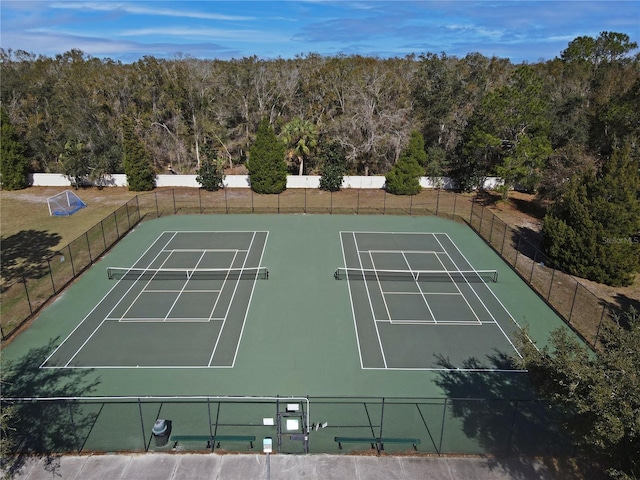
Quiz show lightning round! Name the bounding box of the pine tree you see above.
[248,118,287,194]
[385,131,425,195]
[0,107,29,191]
[122,117,155,192]
[196,144,225,191]
[318,141,346,192]
[542,143,640,286]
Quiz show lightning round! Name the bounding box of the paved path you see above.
[4,453,558,480]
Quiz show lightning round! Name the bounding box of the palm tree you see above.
[280,118,318,175]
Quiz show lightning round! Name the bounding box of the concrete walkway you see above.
[3,453,559,480]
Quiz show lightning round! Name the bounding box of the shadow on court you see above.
[1,339,100,478]
[434,352,575,478]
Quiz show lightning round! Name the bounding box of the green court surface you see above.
[3,215,572,455]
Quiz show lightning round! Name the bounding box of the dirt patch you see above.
[477,190,639,311]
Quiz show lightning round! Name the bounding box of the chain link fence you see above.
[1,187,614,351]
[1,395,573,456]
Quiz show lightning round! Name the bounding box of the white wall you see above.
[29,173,504,190]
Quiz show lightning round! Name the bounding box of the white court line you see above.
[206,250,240,326]
[401,250,437,324]
[208,232,257,367]
[432,251,483,325]
[57,232,178,368]
[340,233,365,369]
[230,231,270,367]
[354,233,388,368]
[164,248,248,252]
[435,233,522,358]
[163,251,207,321]
[116,254,176,322]
[369,251,394,323]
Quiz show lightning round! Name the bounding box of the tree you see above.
[196,143,225,191]
[385,131,426,195]
[122,117,155,191]
[318,141,346,192]
[542,143,640,286]
[516,307,640,479]
[280,117,318,175]
[60,139,90,188]
[0,107,29,190]
[466,65,552,199]
[248,118,287,194]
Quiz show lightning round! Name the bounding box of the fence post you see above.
[330,190,333,214]
[489,214,495,244]
[436,189,440,216]
[100,219,107,252]
[439,398,448,454]
[529,249,537,283]
[125,202,131,230]
[199,188,202,213]
[547,268,556,300]
[470,196,475,224]
[379,397,385,447]
[409,195,413,215]
[593,305,607,350]
[500,224,507,255]
[22,276,33,315]
[224,187,229,213]
[172,189,177,214]
[46,257,56,293]
[383,189,386,215]
[357,189,360,214]
[138,398,148,452]
[66,245,76,278]
[305,188,307,214]
[154,191,159,217]
[568,282,580,324]
[114,211,120,239]
[514,235,522,270]
[452,192,457,218]
[85,232,93,264]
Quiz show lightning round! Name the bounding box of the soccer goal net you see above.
[47,190,87,216]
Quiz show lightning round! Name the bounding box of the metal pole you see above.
[568,282,580,324]
[47,258,56,293]
[85,232,93,264]
[138,398,147,452]
[113,211,120,239]
[172,189,177,214]
[23,277,33,315]
[436,188,440,216]
[225,187,229,213]
[66,246,76,278]
[439,398,447,454]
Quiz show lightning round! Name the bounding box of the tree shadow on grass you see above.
[434,352,577,480]
[1,339,100,478]
[0,230,62,290]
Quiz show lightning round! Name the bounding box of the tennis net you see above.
[107,266,269,280]
[334,268,498,283]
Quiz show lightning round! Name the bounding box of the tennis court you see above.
[338,231,521,370]
[43,231,268,368]
[3,214,571,455]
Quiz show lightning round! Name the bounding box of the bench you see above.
[334,437,420,451]
[170,435,255,449]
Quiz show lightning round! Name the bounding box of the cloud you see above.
[50,1,255,21]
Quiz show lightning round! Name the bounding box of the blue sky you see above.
[1,1,639,63]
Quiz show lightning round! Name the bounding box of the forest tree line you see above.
[0,31,638,199]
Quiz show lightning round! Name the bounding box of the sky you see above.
[1,1,639,64]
